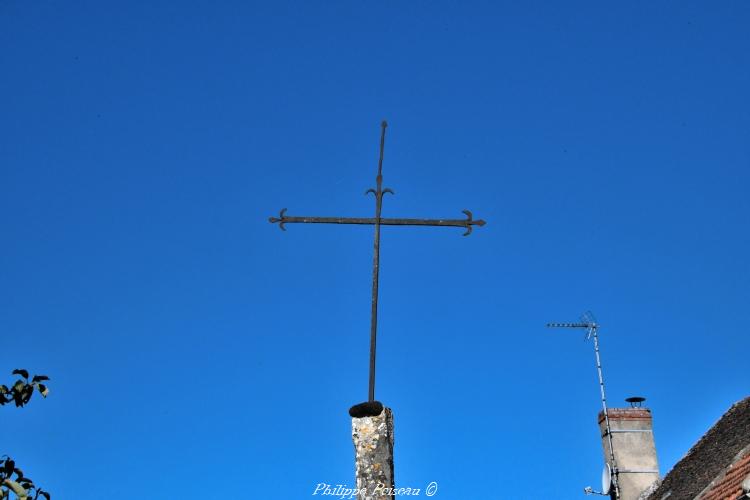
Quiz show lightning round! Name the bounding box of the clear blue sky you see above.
[1,1,748,499]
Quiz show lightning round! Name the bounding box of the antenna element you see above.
[548,311,621,500]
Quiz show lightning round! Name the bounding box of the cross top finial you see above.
[377,121,388,179]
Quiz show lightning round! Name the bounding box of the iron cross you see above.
[269,121,485,405]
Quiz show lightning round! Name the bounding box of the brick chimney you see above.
[598,405,660,500]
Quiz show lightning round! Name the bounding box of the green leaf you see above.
[22,385,34,405]
[11,369,29,380]
[3,460,14,477]
[37,385,49,398]
[3,478,28,498]
[31,376,49,384]
[0,385,8,394]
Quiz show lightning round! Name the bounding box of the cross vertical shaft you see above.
[368,121,388,402]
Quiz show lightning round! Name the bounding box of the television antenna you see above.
[547,311,620,499]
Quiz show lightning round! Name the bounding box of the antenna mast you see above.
[547,312,620,500]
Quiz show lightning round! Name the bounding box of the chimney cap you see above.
[625,396,646,407]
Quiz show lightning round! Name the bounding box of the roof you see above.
[646,397,750,500]
[699,452,750,500]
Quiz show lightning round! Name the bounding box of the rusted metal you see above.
[365,121,388,402]
[269,210,487,236]
[269,121,486,403]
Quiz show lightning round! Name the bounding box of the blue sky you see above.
[1,1,748,498]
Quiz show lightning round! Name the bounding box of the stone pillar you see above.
[598,407,660,500]
[350,402,394,500]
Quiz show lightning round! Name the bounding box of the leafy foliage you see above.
[0,370,50,408]
[0,370,52,498]
[0,457,50,499]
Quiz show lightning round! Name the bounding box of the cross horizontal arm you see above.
[269,208,486,236]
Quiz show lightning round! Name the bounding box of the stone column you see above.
[350,401,394,500]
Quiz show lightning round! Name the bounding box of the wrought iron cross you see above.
[269,121,485,404]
